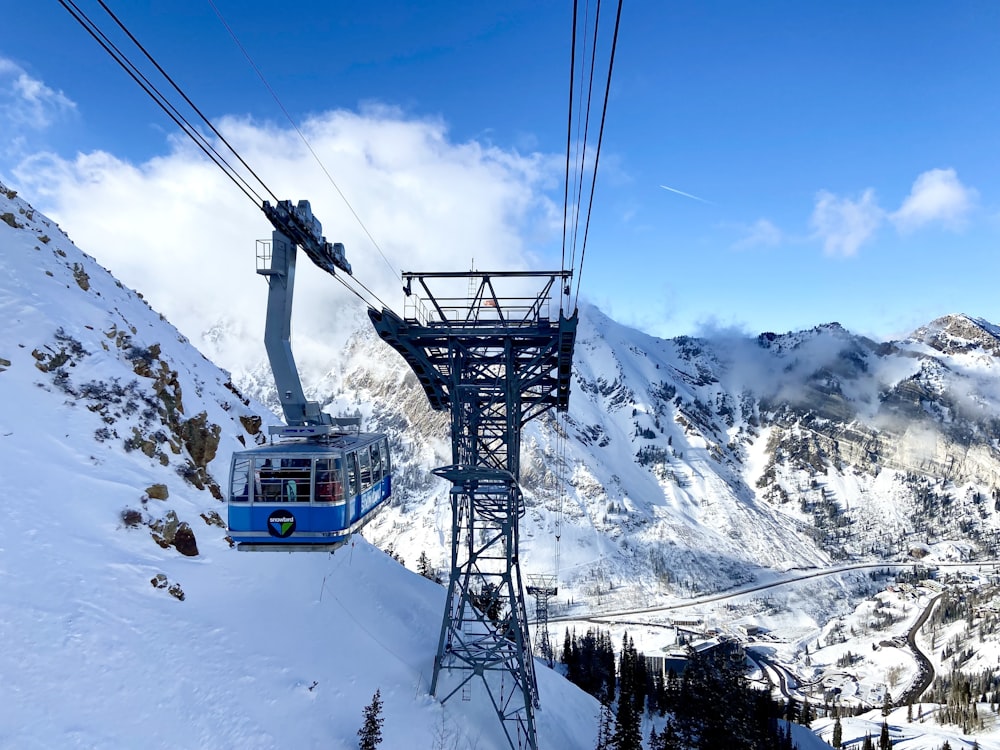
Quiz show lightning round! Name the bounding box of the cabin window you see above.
[347,451,360,498]
[253,457,311,502]
[315,457,344,503]
[370,442,383,483]
[230,456,251,501]
[359,447,373,490]
[382,438,391,475]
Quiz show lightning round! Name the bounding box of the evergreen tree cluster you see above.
[584,635,799,750]
[836,651,861,668]
[649,644,791,750]
[562,627,617,701]
[926,668,998,734]
[855,721,895,750]
[613,634,646,750]
[416,550,442,584]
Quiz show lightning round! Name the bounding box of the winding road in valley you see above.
[895,593,943,707]
[544,561,961,711]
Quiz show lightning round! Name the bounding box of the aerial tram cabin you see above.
[228,428,390,550]
[226,199,392,551]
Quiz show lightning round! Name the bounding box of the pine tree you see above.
[611,697,641,750]
[562,628,574,668]
[659,720,681,750]
[357,689,384,750]
[878,719,890,750]
[595,696,614,750]
[785,697,799,724]
[416,551,434,580]
[862,733,874,750]
[832,715,843,749]
[611,637,641,750]
[611,634,642,750]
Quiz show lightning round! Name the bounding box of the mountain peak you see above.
[910,313,1000,357]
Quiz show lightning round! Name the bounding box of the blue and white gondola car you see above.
[227,432,391,551]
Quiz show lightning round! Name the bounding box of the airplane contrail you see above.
[659,184,713,205]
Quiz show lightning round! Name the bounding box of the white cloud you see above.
[809,188,884,258]
[807,169,979,258]
[13,108,563,373]
[891,167,977,232]
[0,57,76,130]
[732,218,783,251]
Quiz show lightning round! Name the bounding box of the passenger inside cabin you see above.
[254,459,284,500]
[316,470,343,502]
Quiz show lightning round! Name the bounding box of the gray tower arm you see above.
[258,199,352,427]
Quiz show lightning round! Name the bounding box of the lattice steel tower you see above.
[526,574,559,667]
[369,270,576,750]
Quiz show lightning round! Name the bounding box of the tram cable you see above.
[559,0,579,293]
[573,0,623,308]
[560,0,624,312]
[90,0,282,205]
[568,0,600,275]
[334,269,394,316]
[205,0,402,286]
[57,0,280,210]
[550,0,623,597]
[58,0,402,320]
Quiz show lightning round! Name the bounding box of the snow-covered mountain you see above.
[0,182,600,748]
[8,173,1000,748]
[267,288,1000,624]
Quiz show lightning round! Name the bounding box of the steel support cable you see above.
[205,0,402,286]
[62,0,405,322]
[335,270,394,314]
[92,0,280,206]
[331,275,398,333]
[573,0,622,309]
[553,412,567,582]
[568,0,602,279]
[566,0,591,277]
[559,0,580,291]
[57,0,265,207]
[332,274,373,307]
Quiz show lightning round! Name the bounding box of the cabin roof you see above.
[236,433,385,457]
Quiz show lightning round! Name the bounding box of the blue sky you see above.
[2,1,999,343]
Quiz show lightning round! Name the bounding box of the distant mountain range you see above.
[249,301,1000,619]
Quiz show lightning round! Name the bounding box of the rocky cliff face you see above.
[0,180,265,561]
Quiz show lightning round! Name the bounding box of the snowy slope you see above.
[0,182,600,749]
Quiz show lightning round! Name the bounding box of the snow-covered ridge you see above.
[345,299,1000,619]
[0,182,600,749]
